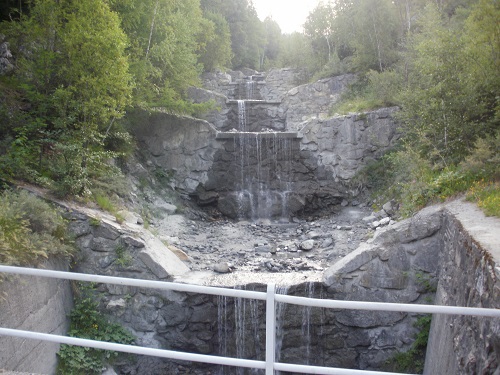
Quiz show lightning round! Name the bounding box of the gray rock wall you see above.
[299,107,400,183]
[130,111,223,193]
[284,74,357,130]
[130,105,399,218]
[0,259,73,374]
[322,205,444,370]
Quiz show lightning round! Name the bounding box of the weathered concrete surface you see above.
[424,200,500,375]
[0,259,72,375]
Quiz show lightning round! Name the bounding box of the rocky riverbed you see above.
[148,203,395,286]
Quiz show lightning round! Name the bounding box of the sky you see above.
[252,0,322,34]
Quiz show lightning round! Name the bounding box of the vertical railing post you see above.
[266,283,276,375]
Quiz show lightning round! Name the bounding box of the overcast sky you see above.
[252,0,322,34]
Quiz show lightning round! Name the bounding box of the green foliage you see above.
[0,0,132,197]
[330,70,402,115]
[467,181,500,217]
[200,0,265,70]
[399,1,499,167]
[197,10,232,71]
[95,195,115,213]
[386,315,432,374]
[115,244,133,267]
[57,283,135,375]
[415,272,437,293]
[0,190,75,266]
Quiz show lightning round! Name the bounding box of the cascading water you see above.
[245,77,255,100]
[217,286,265,375]
[275,285,289,375]
[233,100,295,222]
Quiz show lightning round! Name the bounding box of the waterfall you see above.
[217,294,229,375]
[275,285,289,374]
[227,77,296,222]
[245,77,255,100]
[217,286,265,375]
[302,282,315,364]
[237,100,247,131]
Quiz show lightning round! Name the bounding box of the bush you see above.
[0,190,75,266]
[387,315,432,373]
[57,283,135,375]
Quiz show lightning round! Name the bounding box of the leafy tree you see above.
[398,2,499,166]
[200,0,265,70]
[262,17,282,68]
[304,1,337,66]
[197,10,233,71]
[0,0,132,196]
[109,0,206,111]
[345,0,401,71]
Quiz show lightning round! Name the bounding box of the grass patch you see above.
[94,194,125,224]
[330,70,401,116]
[467,181,500,217]
[0,189,75,266]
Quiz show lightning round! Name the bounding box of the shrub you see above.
[0,190,75,266]
[386,315,432,373]
[57,283,135,375]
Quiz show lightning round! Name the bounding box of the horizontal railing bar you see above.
[274,362,417,375]
[275,294,500,318]
[2,266,499,317]
[0,327,266,370]
[0,266,266,301]
[0,327,416,375]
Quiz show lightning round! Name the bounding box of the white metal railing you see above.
[1,265,499,375]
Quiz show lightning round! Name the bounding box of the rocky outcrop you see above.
[321,205,444,369]
[284,74,357,130]
[130,111,223,193]
[67,208,190,280]
[299,106,400,184]
[322,201,500,374]
[258,68,309,102]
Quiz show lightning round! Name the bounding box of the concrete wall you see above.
[424,201,500,375]
[0,259,73,374]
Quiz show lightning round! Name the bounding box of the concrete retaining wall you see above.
[424,201,500,375]
[0,259,73,374]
